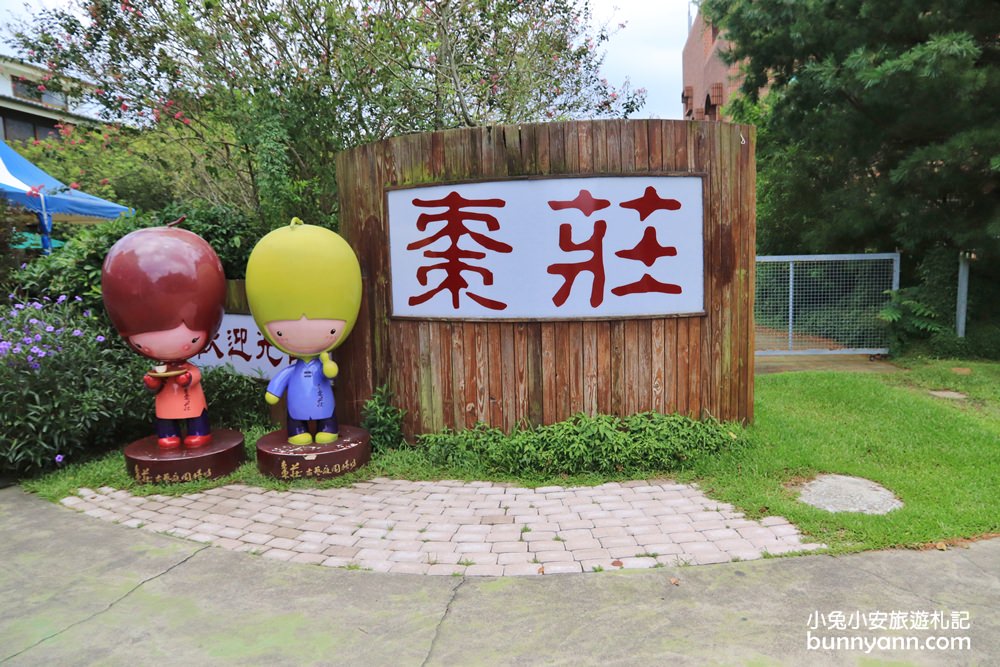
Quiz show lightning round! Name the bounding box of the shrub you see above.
[13,214,154,313]
[361,385,406,454]
[418,412,747,477]
[13,201,268,314]
[0,293,150,476]
[0,199,29,288]
[878,287,945,354]
[0,295,271,477]
[202,365,270,430]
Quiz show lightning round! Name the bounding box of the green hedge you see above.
[418,412,747,477]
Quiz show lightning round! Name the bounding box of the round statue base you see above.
[125,429,246,484]
[257,425,371,481]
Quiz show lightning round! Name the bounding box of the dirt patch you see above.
[915,533,1000,551]
[755,354,899,375]
[928,390,968,400]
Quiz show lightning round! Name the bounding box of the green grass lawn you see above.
[681,361,999,553]
[22,358,1000,555]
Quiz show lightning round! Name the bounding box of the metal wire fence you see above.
[755,253,900,355]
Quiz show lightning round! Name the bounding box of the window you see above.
[1,112,59,142]
[3,116,36,142]
[11,76,68,109]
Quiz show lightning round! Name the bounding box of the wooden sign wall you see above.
[334,120,755,438]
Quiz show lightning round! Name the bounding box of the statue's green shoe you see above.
[287,432,314,446]
[315,431,339,444]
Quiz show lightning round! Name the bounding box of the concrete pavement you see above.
[1,487,997,666]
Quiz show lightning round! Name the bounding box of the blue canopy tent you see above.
[0,139,132,253]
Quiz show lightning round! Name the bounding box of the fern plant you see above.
[878,288,945,352]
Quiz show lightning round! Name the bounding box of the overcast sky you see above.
[0,0,693,119]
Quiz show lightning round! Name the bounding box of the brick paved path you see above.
[60,479,824,576]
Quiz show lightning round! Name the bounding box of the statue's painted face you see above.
[265,315,347,356]
[128,323,208,362]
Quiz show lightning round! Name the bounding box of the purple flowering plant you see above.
[0,293,150,475]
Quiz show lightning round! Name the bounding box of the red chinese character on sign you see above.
[407,191,512,310]
[547,220,607,307]
[547,187,685,306]
[546,190,611,307]
[255,338,283,367]
[619,186,681,221]
[611,226,682,297]
[226,327,252,361]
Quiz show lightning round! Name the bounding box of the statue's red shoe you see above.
[157,436,182,449]
[184,434,213,449]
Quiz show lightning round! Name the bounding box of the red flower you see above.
[120,103,128,111]
[69,182,80,190]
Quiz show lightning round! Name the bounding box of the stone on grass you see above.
[797,474,903,515]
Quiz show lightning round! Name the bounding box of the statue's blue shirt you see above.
[266,358,334,420]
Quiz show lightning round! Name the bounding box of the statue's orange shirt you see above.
[155,362,207,419]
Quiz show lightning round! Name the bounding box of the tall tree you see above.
[9,0,644,228]
[702,0,999,261]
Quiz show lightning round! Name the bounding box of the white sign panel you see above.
[387,177,704,319]
[193,313,291,379]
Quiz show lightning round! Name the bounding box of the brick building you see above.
[681,10,744,121]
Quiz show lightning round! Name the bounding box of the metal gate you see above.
[755,253,900,355]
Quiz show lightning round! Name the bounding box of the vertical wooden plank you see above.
[623,320,639,415]
[676,317,690,417]
[596,322,612,416]
[590,121,605,173]
[514,322,529,426]
[405,321,423,437]
[541,322,557,424]
[500,322,516,431]
[582,321,598,416]
[474,323,490,424]
[526,322,544,424]
[688,316,702,418]
[606,119,622,173]
[663,320,678,415]
[648,121,663,174]
[417,321,435,433]
[452,322,466,429]
[609,321,624,416]
[633,119,649,172]
[463,322,478,428]
[650,319,666,413]
[437,321,455,430]
[487,322,503,427]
